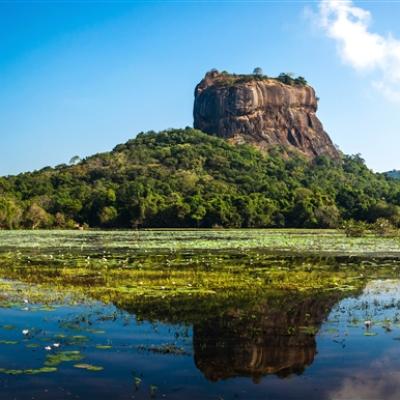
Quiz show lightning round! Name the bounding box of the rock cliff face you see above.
[193,71,340,160]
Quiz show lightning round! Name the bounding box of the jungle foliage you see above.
[1,128,400,229]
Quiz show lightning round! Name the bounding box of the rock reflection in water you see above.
[193,293,342,381]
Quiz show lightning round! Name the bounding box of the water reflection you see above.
[1,275,400,398]
[193,293,342,381]
[109,289,350,381]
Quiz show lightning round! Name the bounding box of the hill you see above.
[1,128,400,229]
[385,170,400,180]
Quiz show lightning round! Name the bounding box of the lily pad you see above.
[95,345,112,350]
[1,325,15,331]
[74,363,103,372]
[45,350,84,367]
[26,343,40,348]
[0,367,57,375]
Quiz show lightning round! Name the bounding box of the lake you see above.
[0,230,399,399]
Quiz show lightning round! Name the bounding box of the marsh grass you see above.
[1,229,400,256]
[0,230,400,324]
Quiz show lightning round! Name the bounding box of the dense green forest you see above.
[1,128,400,229]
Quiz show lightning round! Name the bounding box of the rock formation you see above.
[193,71,340,160]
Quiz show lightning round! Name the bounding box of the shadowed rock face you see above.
[193,71,340,160]
[193,293,341,381]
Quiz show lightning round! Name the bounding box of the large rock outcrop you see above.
[193,71,340,160]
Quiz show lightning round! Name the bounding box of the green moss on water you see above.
[1,230,400,257]
[1,325,15,330]
[25,343,40,348]
[0,230,400,324]
[73,363,103,372]
[299,326,319,335]
[0,367,57,375]
[45,351,84,367]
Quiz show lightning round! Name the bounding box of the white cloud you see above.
[317,0,400,101]
[328,350,400,400]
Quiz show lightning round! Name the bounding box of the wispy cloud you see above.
[328,349,400,400]
[317,0,400,101]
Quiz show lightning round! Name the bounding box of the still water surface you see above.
[0,279,399,399]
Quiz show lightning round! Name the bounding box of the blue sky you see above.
[1,0,400,175]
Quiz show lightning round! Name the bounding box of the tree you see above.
[277,73,295,85]
[2,128,400,229]
[24,203,52,229]
[69,155,81,165]
[0,197,22,229]
[253,67,263,76]
[294,76,308,86]
[99,206,118,226]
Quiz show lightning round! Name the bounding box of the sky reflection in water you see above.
[0,279,398,399]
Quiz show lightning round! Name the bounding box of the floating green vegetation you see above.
[1,325,15,330]
[134,376,142,390]
[136,343,189,355]
[0,367,57,375]
[0,229,398,389]
[1,230,400,324]
[70,335,88,343]
[324,328,339,334]
[45,351,84,367]
[0,340,18,345]
[299,326,319,335]
[149,385,158,398]
[25,343,40,348]
[1,229,400,256]
[73,363,104,372]
[39,305,56,312]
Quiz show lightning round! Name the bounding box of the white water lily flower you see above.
[23,299,29,304]
[44,346,52,351]
[53,343,60,348]
[22,329,29,336]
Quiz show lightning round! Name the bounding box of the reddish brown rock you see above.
[193,71,340,160]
